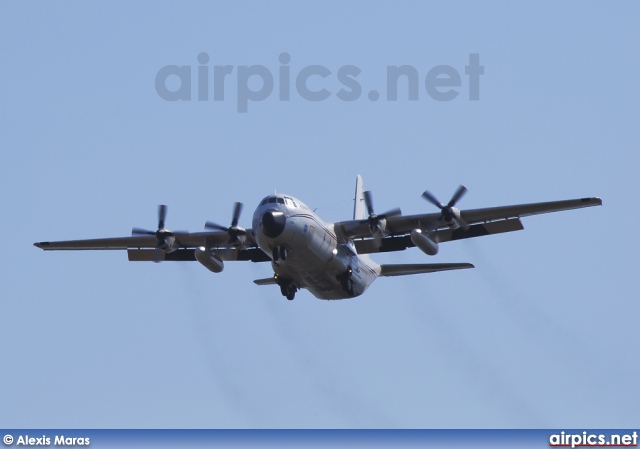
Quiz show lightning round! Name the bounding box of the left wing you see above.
[337,196,602,252]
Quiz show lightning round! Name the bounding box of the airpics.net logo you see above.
[155,52,484,112]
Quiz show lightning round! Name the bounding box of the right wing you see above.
[34,231,233,251]
[34,230,271,263]
[127,247,271,263]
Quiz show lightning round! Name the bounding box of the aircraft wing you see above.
[126,247,271,263]
[338,196,602,250]
[379,263,474,277]
[395,196,602,234]
[456,197,602,225]
[34,230,251,251]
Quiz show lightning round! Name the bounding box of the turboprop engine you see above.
[131,204,181,262]
[410,229,439,256]
[421,185,469,230]
[195,247,224,273]
[205,202,248,248]
[359,190,401,247]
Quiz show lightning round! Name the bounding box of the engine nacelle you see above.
[369,218,386,239]
[158,235,179,253]
[410,229,439,256]
[195,247,224,273]
[444,207,463,229]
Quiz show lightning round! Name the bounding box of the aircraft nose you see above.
[261,210,286,238]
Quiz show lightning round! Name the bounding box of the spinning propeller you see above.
[360,190,401,229]
[421,185,469,228]
[132,205,176,262]
[359,190,401,246]
[132,204,171,237]
[205,202,246,245]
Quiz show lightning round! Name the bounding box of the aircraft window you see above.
[268,197,277,204]
[291,199,298,207]
[260,198,268,206]
[277,198,285,204]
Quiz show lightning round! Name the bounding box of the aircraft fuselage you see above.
[252,194,378,300]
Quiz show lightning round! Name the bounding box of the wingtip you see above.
[581,197,603,206]
[34,242,48,249]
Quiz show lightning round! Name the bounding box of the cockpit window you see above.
[262,196,295,207]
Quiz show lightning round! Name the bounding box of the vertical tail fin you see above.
[354,175,366,220]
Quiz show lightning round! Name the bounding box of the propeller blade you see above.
[378,207,402,219]
[447,185,467,207]
[205,202,246,246]
[363,191,374,216]
[132,228,156,236]
[422,191,445,209]
[231,202,243,227]
[153,247,163,263]
[372,232,383,250]
[158,205,167,229]
[131,204,176,263]
[422,185,469,228]
[205,221,229,232]
[458,215,470,231]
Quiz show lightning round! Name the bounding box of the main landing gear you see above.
[339,266,355,296]
[276,275,297,300]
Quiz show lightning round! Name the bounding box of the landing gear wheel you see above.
[278,278,296,300]
[286,286,296,301]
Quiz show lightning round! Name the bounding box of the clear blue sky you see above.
[1,1,638,428]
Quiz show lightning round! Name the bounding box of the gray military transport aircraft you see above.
[34,176,601,300]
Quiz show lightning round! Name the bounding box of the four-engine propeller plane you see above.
[34,176,602,300]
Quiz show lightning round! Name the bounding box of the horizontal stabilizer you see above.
[379,263,474,277]
[254,277,277,286]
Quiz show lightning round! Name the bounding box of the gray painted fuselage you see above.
[252,195,378,300]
